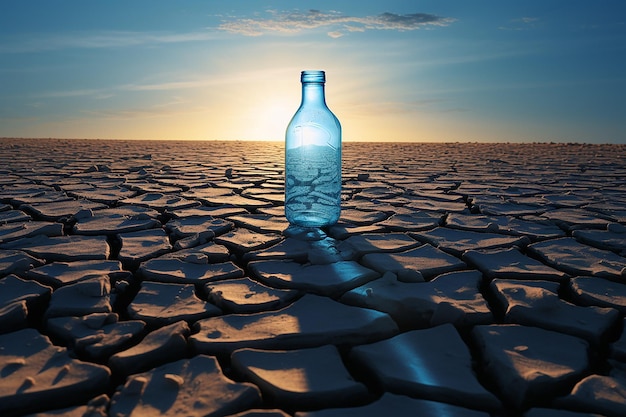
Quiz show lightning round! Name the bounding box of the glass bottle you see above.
[285,70,342,228]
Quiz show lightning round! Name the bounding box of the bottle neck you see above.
[301,82,326,106]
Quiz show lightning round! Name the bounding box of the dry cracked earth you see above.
[1,138,626,417]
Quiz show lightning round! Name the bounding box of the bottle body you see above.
[285,71,342,228]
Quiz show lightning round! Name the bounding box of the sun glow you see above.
[249,98,295,140]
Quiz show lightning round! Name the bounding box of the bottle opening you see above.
[301,70,325,83]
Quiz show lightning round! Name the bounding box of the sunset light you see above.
[0,1,624,143]
[251,97,295,141]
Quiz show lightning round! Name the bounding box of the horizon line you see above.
[1,137,623,146]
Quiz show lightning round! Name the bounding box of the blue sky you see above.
[0,0,624,142]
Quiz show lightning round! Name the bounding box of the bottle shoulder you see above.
[288,105,341,129]
[286,109,341,148]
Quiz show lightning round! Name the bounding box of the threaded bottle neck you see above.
[300,70,326,106]
[301,70,325,84]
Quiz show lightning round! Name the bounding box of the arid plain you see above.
[1,138,626,417]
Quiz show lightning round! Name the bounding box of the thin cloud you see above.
[81,99,203,120]
[499,17,540,31]
[123,67,296,92]
[0,30,219,53]
[218,9,455,37]
[373,12,451,30]
[35,88,109,99]
[29,81,205,101]
[32,67,298,100]
[344,98,468,117]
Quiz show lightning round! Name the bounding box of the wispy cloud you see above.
[0,30,219,53]
[345,98,469,117]
[28,82,197,102]
[31,67,297,100]
[122,67,296,92]
[34,88,110,99]
[81,96,200,120]
[499,17,540,31]
[81,106,195,120]
[218,9,455,37]
[327,31,344,39]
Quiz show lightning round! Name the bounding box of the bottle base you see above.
[286,211,339,229]
[283,225,328,241]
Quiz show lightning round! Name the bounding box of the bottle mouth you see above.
[301,70,325,83]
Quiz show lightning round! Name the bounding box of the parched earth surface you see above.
[1,138,626,417]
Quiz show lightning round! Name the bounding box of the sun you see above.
[235,98,294,141]
[258,99,294,140]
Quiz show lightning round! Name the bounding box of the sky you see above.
[0,0,625,143]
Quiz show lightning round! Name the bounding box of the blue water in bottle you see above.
[285,70,342,228]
